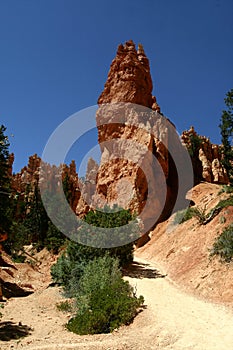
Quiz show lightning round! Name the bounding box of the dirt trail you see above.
[1,256,233,350]
[128,257,233,349]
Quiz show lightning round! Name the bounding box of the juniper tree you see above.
[0,125,12,233]
[219,89,233,185]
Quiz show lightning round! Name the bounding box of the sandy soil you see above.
[137,183,233,305]
[1,256,233,350]
[1,183,232,349]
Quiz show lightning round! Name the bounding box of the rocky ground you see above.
[138,182,233,305]
[1,257,233,350]
[0,183,233,349]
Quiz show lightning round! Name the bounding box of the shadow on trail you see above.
[123,261,166,279]
[0,321,32,341]
[0,279,33,299]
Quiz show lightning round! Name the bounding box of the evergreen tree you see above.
[79,206,138,263]
[24,184,48,248]
[63,173,72,205]
[219,89,233,184]
[0,125,12,233]
[45,221,66,253]
[51,206,138,292]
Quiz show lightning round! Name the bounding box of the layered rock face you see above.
[94,103,192,244]
[12,155,80,215]
[76,157,99,216]
[98,40,160,112]
[80,40,191,244]
[181,127,228,184]
[12,154,41,195]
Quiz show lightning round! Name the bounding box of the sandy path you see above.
[1,257,233,349]
[128,257,233,349]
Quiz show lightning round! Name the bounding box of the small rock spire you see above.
[98,40,159,108]
[137,43,145,55]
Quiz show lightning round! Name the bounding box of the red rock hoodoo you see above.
[12,155,80,216]
[98,40,160,112]
[78,40,190,245]
[181,127,228,185]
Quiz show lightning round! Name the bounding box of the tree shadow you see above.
[0,255,17,269]
[0,279,33,299]
[0,321,32,341]
[123,261,166,279]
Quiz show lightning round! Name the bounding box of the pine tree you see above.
[219,89,233,185]
[0,125,12,233]
[51,206,138,291]
[24,184,48,248]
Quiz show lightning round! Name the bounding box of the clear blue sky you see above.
[1,0,233,175]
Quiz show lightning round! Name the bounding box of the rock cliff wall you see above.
[11,155,80,215]
[181,127,228,185]
[80,41,190,245]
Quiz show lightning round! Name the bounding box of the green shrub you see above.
[173,206,211,225]
[56,300,73,312]
[4,222,31,255]
[12,254,26,263]
[173,207,199,225]
[51,239,134,295]
[45,221,66,254]
[66,255,144,334]
[75,206,138,261]
[191,206,207,224]
[51,206,138,294]
[51,241,102,291]
[210,224,233,262]
[172,190,233,228]
[219,216,226,224]
[218,185,233,195]
[187,133,202,158]
[215,196,233,210]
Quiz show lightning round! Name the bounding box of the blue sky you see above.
[0,0,233,175]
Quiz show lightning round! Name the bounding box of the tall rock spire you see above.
[77,41,186,246]
[98,40,159,110]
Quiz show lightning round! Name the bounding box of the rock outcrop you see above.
[12,154,41,196]
[76,157,99,216]
[181,127,229,185]
[12,155,80,216]
[78,41,192,245]
[98,40,160,112]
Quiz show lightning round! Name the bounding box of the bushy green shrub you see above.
[173,207,198,225]
[45,221,66,254]
[66,255,144,334]
[191,206,208,224]
[74,206,138,259]
[4,222,31,257]
[210,224,233,262]
[56,300,73,312]
[173,206,210,225]
[219,215,226,224]
[51,206,138,293]
[215,196,233,210]
[218,185,233,195]
[51,241,103,293]
[187,133,202,158]
[51,238,134,294]
[174,201,233,227]
[219,89,233,185]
